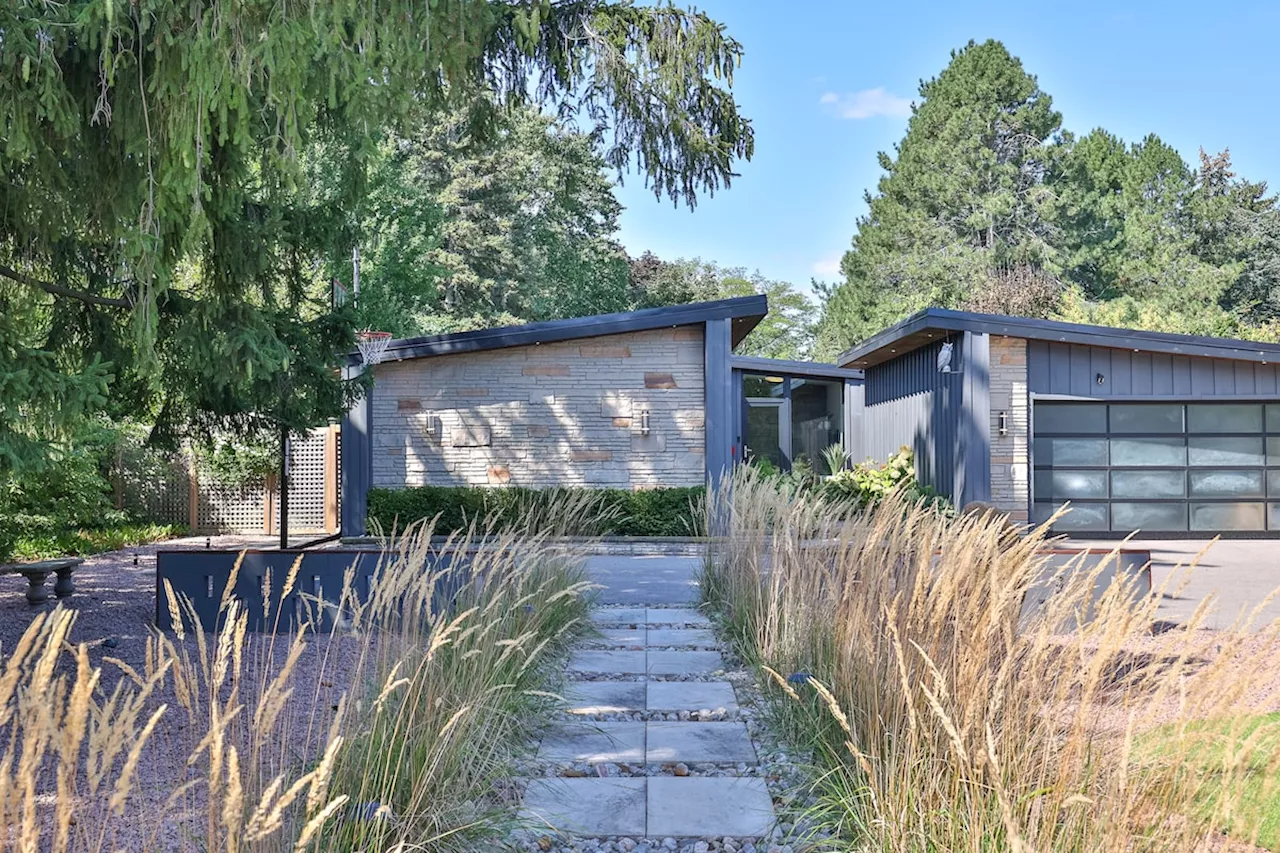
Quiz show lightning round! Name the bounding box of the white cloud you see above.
[812,256,842,277]
[819,87,912,120]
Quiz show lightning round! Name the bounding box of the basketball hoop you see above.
[356,330,393,366]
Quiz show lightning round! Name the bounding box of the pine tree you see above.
[815,39,1061,356]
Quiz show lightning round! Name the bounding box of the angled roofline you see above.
[729,355,864,381]
[347,295,768,365]
[837,308,1280,368]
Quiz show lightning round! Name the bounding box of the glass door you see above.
[743,373,788,470]
[745,399,786,469]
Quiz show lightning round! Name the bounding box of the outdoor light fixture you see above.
[1096,372,1106,385]
[640,409,651,436]
[998,411,1008,437]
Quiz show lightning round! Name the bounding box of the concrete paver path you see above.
[521,555,777,843]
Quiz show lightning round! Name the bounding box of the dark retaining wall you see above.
[155,548,463,633]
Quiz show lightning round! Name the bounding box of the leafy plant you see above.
[820,442,850,475]
[193,436,279,488]
[822,445,947,510]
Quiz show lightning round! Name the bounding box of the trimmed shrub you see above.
[367,485,705,538]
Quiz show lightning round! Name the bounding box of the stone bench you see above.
[0,558,83,605]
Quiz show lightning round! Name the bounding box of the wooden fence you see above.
[116,425,340,535]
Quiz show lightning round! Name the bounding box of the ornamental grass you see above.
[0,504,595,851]
[701,466,1280,852]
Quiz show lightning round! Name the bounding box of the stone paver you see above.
[646,721,757,764]
[568,650,646,674]
[594,628,646,647]
[646,607,711,626]
[538,721,646,764]
[593,607,646,625]
[647,777,775,837]
[646,627,716,647]
[586,555,701,605]
[646,681,738,712]
[563,682,647,715]
[523,777,647,835]
[528,555,777,843]
[647,650,724,676]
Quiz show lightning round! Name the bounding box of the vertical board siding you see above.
[863,340,962,500]
[1028,341,1280,398]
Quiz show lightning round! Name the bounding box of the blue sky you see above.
[611,1,1280,297]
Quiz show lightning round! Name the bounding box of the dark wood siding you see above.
[1028,341,1280,398]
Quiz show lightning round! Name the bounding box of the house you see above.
[342,298,1280,538]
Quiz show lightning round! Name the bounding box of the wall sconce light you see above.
[1096,373,1106,385]
[640,409,651,436]
[998,411,1008,437]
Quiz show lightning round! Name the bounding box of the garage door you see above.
[1032,401,1280,534]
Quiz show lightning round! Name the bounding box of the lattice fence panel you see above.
[270,428,330,534]
[117,453,190,526]
[198,482,265,532]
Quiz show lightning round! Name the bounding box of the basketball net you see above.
[356,330,393,366]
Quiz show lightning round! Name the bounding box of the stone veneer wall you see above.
[370,326,706,490]
[989,336,1029,521]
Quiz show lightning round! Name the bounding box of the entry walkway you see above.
[520,555,778,846]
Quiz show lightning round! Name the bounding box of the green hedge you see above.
[367,486,705,538]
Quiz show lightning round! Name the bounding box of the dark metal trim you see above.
[729,355,864,380]
[340,366,372,538]
[839,308,1280,369]
[346,295,768,365]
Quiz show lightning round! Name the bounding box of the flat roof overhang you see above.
[838,308,1280,369]
[346,294,768,366]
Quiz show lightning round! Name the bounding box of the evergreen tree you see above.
[815,39,1061,356]
[0,0,755,467]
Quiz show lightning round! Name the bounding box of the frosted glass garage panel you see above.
[1111,470,1185,499]
[1268,405,1280,432]
[1188,470,1265,498]
[1033,469,1107,499]
[1268,437,1280,466]
[1110,437,1185,467]
[1188,436,1264,467]
[1270,470,1280,498]
[1036,403,1107,433]
[1112,502,1187,531]
[1033,438,1107,466]
[1033,501,1108,530]
[1190,502,1265,531]
[1110,404,1183,434]
[1188,404,1262,434]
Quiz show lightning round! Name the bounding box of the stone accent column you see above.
[988,337,1029,521]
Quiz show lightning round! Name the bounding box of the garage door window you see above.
[1033,402,1280,533]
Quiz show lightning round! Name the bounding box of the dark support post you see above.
[340,365,373,538]
[279,424,290,549]
[844,377,865,467]
[704,318,733,488]
[957,330,992,507]
[704,318,733,536]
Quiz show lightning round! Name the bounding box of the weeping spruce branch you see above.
[0,0,754,470]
